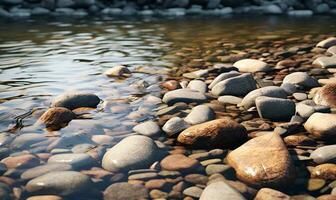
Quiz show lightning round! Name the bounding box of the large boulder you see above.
[51,92,100,110]
[304,113,336,141]
[177,118,247,148]
[227,132,295,188]
[102,135,160,172]
[313,83,336,108]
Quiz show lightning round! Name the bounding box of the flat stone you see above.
[160,154,201,172]
[0,133,13,148]
[227,132,295,188]
[314,83,336,108]
[177,118,247,148]
[184,105,215,125]
[104,182,149,200]
[149,189,168,199]
[27,195,63,200]
[21,163,72,180]
[282,72,319,89]
[311,164,336,180]
[162,117,189,136]
[211,73,257,96]
[287,10,313,16]
[327,46,336,55]
[185,174,208,185]
[48,153,95,170]
[51,92,100,110]
[233,59,270,73]
[293,93,307,101]
[206,164,231,175]
[10,133,47,151]
[240,86,287,109]
[200,181,246,200]
[145,179,171,190]
[26,171,92,196]
[104,65,131,77]
[313,56,336,68]
[304,113,336,140]
[317,37,336,48]
[133,121,161,137]
[284,135,315,147]
[310,145,336,164]
[102,135,160,172]
[201,158,222,166]
[187,80,207,93]
[183,186,203,198]
[254,188,290,200]
[218,95,243,105]
[162,89,207,105]
[307,178,326,191]
[183,69,208,79]
[37,107,76,130]
[128,172,158,180]
[209,71,240,89]
[281,83,297,95]
[296,103,315,119]
[2,154,40,169]
[256,96,295,121]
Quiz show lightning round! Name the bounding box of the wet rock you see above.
[128,172,158,180]
[282,72,319,89]
[2,154,40,169]
[104,182,149,200]
[21,163,72,180]
[177,118,247,148]
[51,92,100,110]
[317,37,336,49]
[240,86,287,109]
[26,195,63,200]
[10,133,47,151]
[26,171,92,196]
[149,189,168,199]
[327,46,336,55]
[218,95,242,105]
[304,113,336,140]
[104,65,131,77]
[37,107,75,130]
[256,96,295,121]
[160,154,201,173]
[187,80,207,93]
[287,10,313,16]
[102,135,160,172]
[254,188,290,200]
[308,178,326,191]
[227,132,295,188]
[185,173,208,185]
[314,83,336,108]
[233,59,270,73]
[162,80,180,90]
[133,121,161,137]
[162,89,207,105]
[48,153,95,170]
[184,105,215,125]
[310,145,336,164]
[205,164,230,175]
[162,117,189,136]
[211,73,257,96]
[209,71,240,89]
[293,93,307,101]
[31,7,51,15]
[183,186,203,198]
[145,179,172,190]
[200,181,246,200]
[284,135,315,147]
[311,164,336,180]
[183,69,208,79]
[313,56,336,68]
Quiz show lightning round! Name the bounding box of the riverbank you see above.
[1,0,336,19]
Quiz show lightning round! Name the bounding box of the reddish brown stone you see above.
[284,135,315,147]
[37,107,76,130]
[311,164,336,180]
[254,188,290,200]
[160,154,202,173]
[2,154,40,169]
[162,80,180,91]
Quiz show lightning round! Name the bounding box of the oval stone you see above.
[51,92,100,110]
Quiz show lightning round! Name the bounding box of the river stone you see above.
[254,188,290,200]
[313,56,336,68]
[162,117,189,136]
[2,154,40,169]
[296,103,315,119]
[133,121,161,137]
[317,37,336,49]
[183,186,203,198]
[183,69,208,79]
[218,95,243,105]
[187,80,207,93]
[211,73,257,96]
[227,132,295,188]
[160,154,201,172]
[184,105,215,125]
[51,92,100,110]
[240,86,287,109]
[177,118,247,148]
[26,171,92,196]
[162,89,207,105]
[233,59,270,73]
[21,163,72,180]
[313,83,336,108]
[281,83,297,95]
[48,153,95,170]
[102,135,159,172]
[304,113,336,140]
[327,46,336,55]
[311,164,336,180]
[26,195,63,200]
[37,107,76,130]
[104,182,149,200]
[104,65,131,77]
[256,96,295,121]
[209,71,240,89]
[200,181,246,200]
[310,145,336,164]
[282,72,319,89]
[10,133,47,151]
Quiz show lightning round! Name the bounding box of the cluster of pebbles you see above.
[1,36,336,200]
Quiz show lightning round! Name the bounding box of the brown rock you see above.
[27,195,63,200]
[162,80,180,91]
[37,107,76,130]
[2,154,40,169]
[145,179,172,190]
[177,118,248,148]
[317,195,336,200]
[160,154,202,173]
[311,164,336,180]
[227,132,295,188]
[284,135,315,147]
[254,188,290,200]
[304,113,336,141]
[314,83,336,108]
